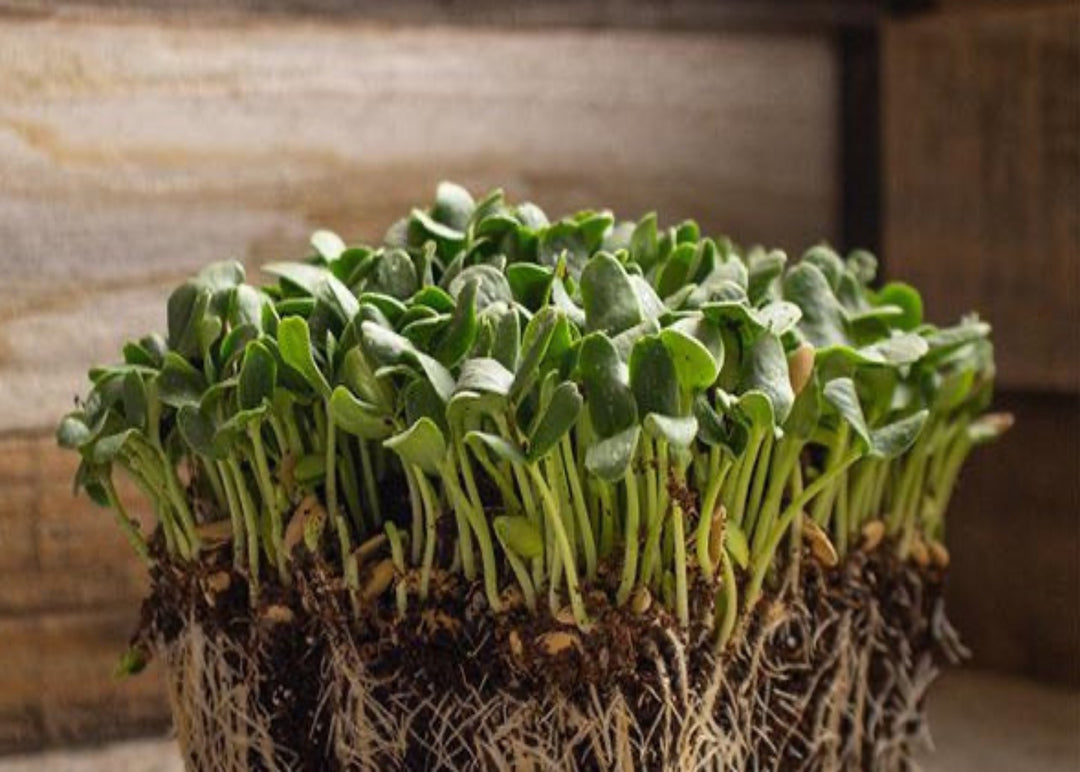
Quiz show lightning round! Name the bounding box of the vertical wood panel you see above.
[883,7,1080,392]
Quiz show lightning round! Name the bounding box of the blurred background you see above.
[0,0,1076,769]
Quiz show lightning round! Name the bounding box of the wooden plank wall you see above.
[0,10,839,751]
[883,5,1079,683]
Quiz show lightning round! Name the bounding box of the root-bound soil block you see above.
[140,546,963,771]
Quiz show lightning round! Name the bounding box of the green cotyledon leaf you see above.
[585,425,641,481]
[579,332,638,439]
[329,386,395,440]
[629,335,679,420]
[494,515,543,559]
[823,377,928,459]
[238,339,277,411]
[527,381,583,461]
[277,317,331,399]
[384,417,447,475]
[783,262,848,349]
[738,334,794,426]
[580,252,643,335]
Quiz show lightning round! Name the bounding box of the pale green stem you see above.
[384,521,409,616]
[811,424,849,529]
[750,439,802,556]
[102,474,151,563]
[560,436,597,581]
[325,420,357,589]
[746,450,861,609]
[248,425,287,582]
[730,428,765,528]
[440,459,502,612]
[403,464,424,565]
[616,470,641,607]
[672,499,689,628]
[414,469,439,601]
[338,436,365,536]
[696,453,734,581]
[216,459,245,570]
[358,439,382,528]
[715,551,738,652]
[528,465,589,628]
[225,457,261,598]
[743,431,774,535]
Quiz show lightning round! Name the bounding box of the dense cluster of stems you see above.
[59,183,1008,649]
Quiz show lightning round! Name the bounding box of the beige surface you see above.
[0,670,1076,771]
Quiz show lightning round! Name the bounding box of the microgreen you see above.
[60,182,1007,646]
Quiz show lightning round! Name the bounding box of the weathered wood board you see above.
[883,6,1079,393]
[0,14,838,435]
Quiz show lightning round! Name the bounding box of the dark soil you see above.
[134,538,961,771]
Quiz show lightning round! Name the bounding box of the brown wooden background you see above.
[0,0,1076,754]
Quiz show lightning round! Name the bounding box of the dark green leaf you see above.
[527,381,582,461]
[238,340,277,411]
[580,252,643,335]
[579,333,637,438]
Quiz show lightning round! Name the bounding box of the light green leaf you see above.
[311,229,346,261]
[527,381,583,461]
[384,417,447,475]
[585,425,641,481]
[643,413,698,448]
[660,317,723,391]
[277,317,331,398]
[465,430,526,466]
[157,352,208,408]
[494,516,543,559]
[330,386,394,439]
[739,334,794,425]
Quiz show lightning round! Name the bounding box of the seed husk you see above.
[860,520,886,553]
[536,631,583,657]
[802,515,838,567]
[284,494,326,554]
[788,343,816,396]
[196,520,233,548]
[500,586,524,610]
[262,604,295,625]
[352,533,388,566]
[360,559,396,602]
[928,539,950,568]
[909,536,930,568]
[508,629,524,659]
[708,505,727,568]
[555,606,576,626]
[201,570,232,606]
[630,586,652,616]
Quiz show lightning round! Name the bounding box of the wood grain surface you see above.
[883,6,1080,393]
[0,14,837,436]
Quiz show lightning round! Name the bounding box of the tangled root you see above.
[149,551,962,771]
